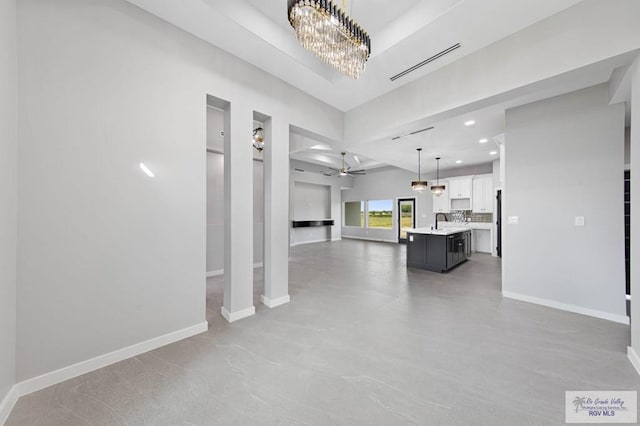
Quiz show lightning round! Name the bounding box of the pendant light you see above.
[411,148,428,192]
[252,127,264,152]
[431,157,445,196]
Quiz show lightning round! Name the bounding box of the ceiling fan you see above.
[323,152,366,177]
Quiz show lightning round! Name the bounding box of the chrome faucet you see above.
[435,213,447,230]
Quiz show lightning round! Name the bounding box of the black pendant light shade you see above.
[411,148,428,192]
[431,157,445,196]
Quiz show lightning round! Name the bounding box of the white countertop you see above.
[435,221,493,230]
[408,227,470,236]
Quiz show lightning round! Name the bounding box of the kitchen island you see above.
[406,227,472,272]
[435,221,494,255]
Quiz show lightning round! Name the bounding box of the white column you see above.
[261,117,290,308]
[629,56,640,371]
[330,184,341,241]
[222,102,255,322]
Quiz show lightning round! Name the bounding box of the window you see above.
[367,199,393,229]
[344,201,364,227]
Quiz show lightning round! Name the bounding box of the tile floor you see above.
[6,239,639,425]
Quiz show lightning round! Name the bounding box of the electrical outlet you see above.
[575,216,585,226]
[508,216,519,225]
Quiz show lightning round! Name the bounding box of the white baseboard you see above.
[0,385,18,425]
[290,239,330,247]
[261,294,291,308]
[221,306,255,323]
[503,291,630,324]
[206,263,263,278]
[342,235,398,244]
[17,322,208,397]
[331,238,342,242]
[628,347,640,376]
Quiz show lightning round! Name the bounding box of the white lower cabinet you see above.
[472,229,492,253]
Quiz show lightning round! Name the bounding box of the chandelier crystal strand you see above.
[288,0,371,79]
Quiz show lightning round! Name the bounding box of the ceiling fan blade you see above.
[349,169,365,174]
[344,152,361,169]
[327,167,339,171]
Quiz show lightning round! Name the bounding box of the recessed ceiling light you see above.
[479,138,488,144]
[456,160,462,164]
[489,151,498,156]
[464,120,475,126]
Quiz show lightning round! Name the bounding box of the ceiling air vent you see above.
[390,43,461,82]
[294,168,305,172]
[392,126,434,141]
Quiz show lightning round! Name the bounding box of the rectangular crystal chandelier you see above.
[288,0,371,79]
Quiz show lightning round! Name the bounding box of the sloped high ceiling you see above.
[125,0,583,111]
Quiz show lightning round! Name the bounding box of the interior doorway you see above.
[398,198,416,243]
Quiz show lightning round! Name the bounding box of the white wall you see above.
[206,152,224,274]
[341,168,433,242]
[206,106,265,274]
[16,0,343,382]
[206,152,264,274]
[291,182,331,245]
[629,57,640,361]
[625,126,631,167]
[341,164,494,242]
[0,0,17,409]
[492,159,502,188]
[345,0,640,145]
[437,163,493,180]
[253,161,264,266]
[503,84,627,323]
[290,165,350,246]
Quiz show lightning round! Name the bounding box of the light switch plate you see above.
[409,235,414,242]
[508,216,519,225]
[575,216,585,226]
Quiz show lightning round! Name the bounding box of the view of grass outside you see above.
[368,200,393,229]
[399,201,414,239]
[346,200,412,230]
[400,217,413,227]
[400,203,413,228]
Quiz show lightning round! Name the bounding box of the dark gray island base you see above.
[406,228,472,272]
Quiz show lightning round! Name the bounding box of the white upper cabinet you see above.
[472,175,494,213]
[432,181,450,213]
[448,178,472,199]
